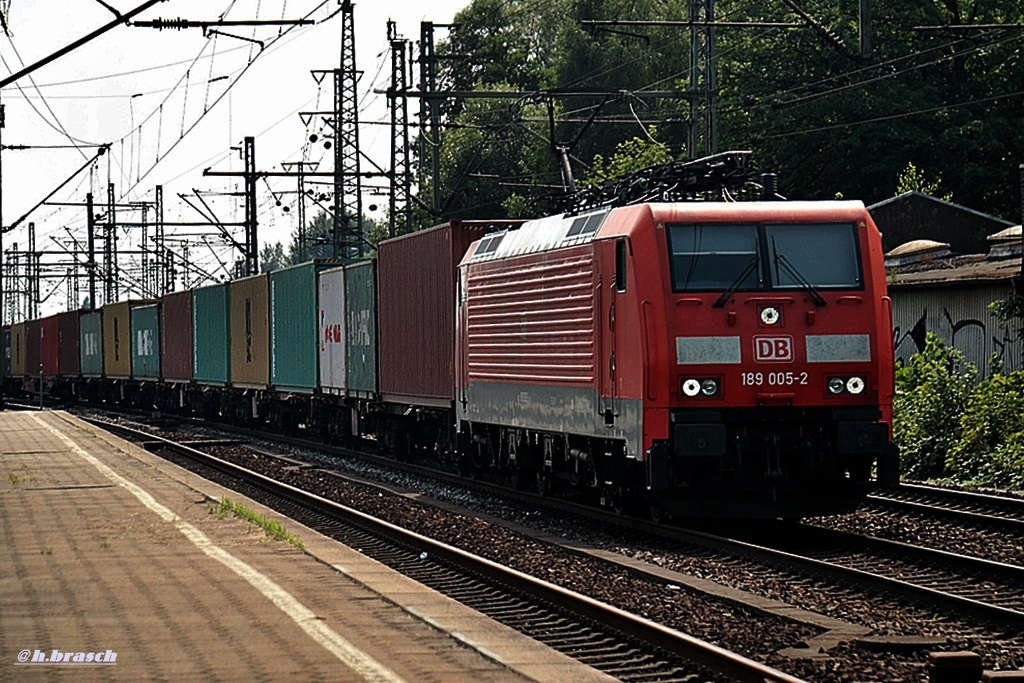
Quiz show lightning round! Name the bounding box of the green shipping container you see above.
[345,260,378,397]
[193,284,230,386]
[131,304,161,380]
[79,312,103,377]
[271,260,338,393]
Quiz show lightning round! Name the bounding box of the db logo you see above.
[754,336,793,362]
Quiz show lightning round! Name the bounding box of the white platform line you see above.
[38,414,405,683]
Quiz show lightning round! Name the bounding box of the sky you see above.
[0,0,469,319]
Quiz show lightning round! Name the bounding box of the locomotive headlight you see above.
[827,377,846,394]
[846,376,866,394]
[760,306,780,325]
[682,379,701,397]
[700,379,719,396]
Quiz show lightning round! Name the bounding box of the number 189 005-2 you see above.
[741,371,809,386]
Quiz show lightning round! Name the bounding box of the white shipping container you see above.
[318,266,348,394]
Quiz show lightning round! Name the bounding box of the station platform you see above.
[0,410,615,682]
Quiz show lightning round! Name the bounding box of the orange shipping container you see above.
[229,274,270,389]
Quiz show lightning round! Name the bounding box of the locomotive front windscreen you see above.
[667,222,862,293]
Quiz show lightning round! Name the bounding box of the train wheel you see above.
[647,498,670,525]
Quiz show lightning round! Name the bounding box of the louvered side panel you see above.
[466,248,596,386]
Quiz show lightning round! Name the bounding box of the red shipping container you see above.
[161,290,193,382]
[377,220,519,406]
[25,319,42,377]
[40,315,60,377]
[57,311,81,376]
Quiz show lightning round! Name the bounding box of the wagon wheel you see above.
[647,497,670,525]
[535,471,552,497]
[604,484,629,516]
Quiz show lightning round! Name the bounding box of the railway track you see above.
[85,416,806,683]
[86,409,1024,633]
[869,483,1024,534]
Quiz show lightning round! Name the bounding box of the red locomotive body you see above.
[457,201,897,518]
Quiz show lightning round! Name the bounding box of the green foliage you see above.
[895,162,952,201]
[947,373,1024,489]
[259,242,287,273]
[894,334,975,480]
[582,127,674,186]
[894,332,1024,489]
[990,295,1024,338]
[415,0,1024,220]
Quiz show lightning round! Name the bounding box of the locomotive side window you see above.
[615,239,628,292]
[765,222,861,288]
[667,223,760,291]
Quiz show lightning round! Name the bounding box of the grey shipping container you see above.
[377,221,499,406]
[345,261,377,397]
[161,290,193,383]
[271,261,338,393]
[131,304,161,380]
[80,312,103,377]
[193,284,230,386]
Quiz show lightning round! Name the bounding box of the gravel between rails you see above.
[188,441,1024,683]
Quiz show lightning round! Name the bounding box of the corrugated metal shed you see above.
[79,312,103,377]
[193,284,230,386]
[161,290,193,383]
[230,273,270,389]
[131,304,161,380]
[890,255,1023,376]
[271,261,338,393]
[345,261,377,397]
[57,311,80,377]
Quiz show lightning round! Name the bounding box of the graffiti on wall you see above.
[893,307,1022,376]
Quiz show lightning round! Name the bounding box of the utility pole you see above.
[388,21,411,236]
[244,136,258,275]
[334,0,363,259]
[281,161,318,260]
[27,221,38,320]
[689,0,716,157]
[86,192,96,308]
[105,182,117,303]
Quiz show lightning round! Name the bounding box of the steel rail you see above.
[84,416,807,683]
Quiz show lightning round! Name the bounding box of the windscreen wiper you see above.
[774,252,827,307]
[713,255,759,308]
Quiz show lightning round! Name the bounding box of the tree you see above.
[259,242,287,273]
[895,162,952,201]
[581,127,674,186]
[424,0,1024,220]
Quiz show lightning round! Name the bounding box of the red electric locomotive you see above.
[455,200,898,519]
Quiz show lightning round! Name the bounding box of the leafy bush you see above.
[894,332,1024,489]
[893,334,975,480]
[946,372,1024,489]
